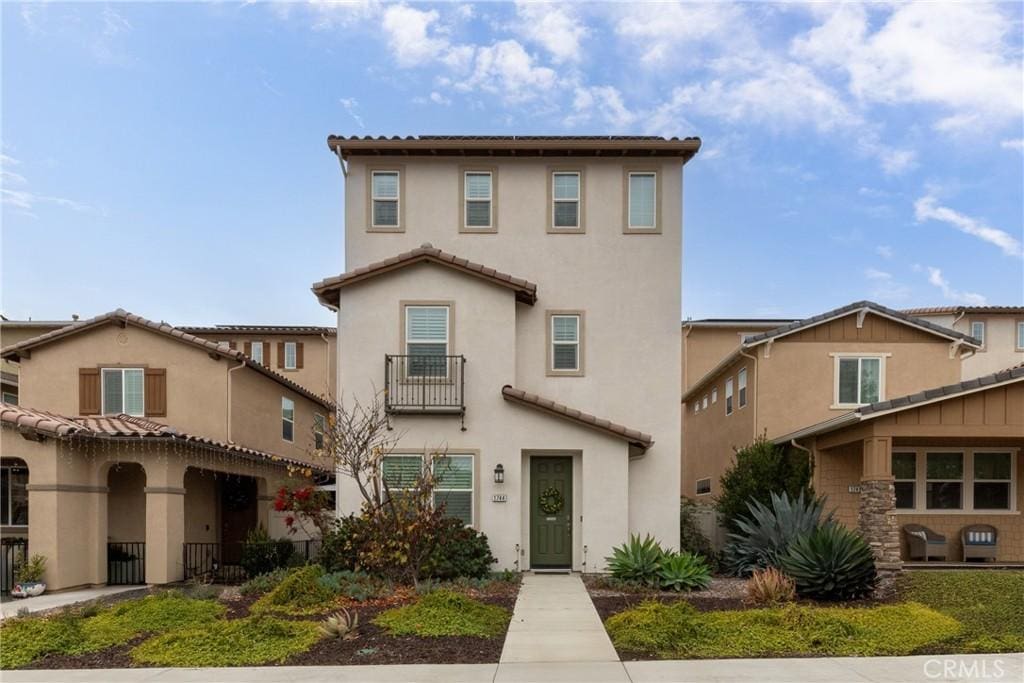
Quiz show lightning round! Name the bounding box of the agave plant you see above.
[721,491,833,577]
[605,534,665,587]
[319,608,360,640]
[780,524,877,601]
[745,567,796,606]
[657,552,712,592]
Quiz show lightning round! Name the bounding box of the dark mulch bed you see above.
[285,595,516,666]
[24,636,145,670]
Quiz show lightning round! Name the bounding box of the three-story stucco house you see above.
[903,306,1024,380]
[313,135,700,572]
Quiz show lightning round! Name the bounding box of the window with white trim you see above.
[1016,321,1024,350]
[974,452,1012,510]
[627,172,656,229]
[725,378,734,415]
[550,314,581,373]
[895,449,1017,512]
[711,387,718,404]
[371,170,400,228]
[281,397,295,442]
[1,463,28,526]
[406,305,450,377]
[464,171,492,228]
[382,453,475,525]
[250,341,264,365]
[835,356,883,406]
[926,452,963,510]
[552,172,580,229]
[738,368,748,408]
[102,368,145,416]
[2,392,17,404]
[893,452,916,509]
[313,413,326,450]
[971,321,985,347]
[696,478,711,495]
[702,395,708,410]
[284,342,297,370]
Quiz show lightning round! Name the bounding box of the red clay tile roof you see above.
[0,309,331,409]
[178,325,336,336]
[312,244,538,308]
[327,135,702,160]
[0,403,328,472]
[501,385,654,451]
[901,306,1024,316]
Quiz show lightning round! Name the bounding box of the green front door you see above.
[530,456,573,569]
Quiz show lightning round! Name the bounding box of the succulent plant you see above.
[745,567,796,606]
[605,534,666,587]
[722,491,832,577]
[318,608,360,640]
[781,524,877,601]
[657,552,712,592]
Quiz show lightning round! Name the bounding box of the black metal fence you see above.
[385,354,466,414]
[107,542,146,585]
[183,539,322,584]
[1,538,28,594]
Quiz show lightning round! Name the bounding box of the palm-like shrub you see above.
[658,552,712,592]
[745,567,796,606]
[722,491,832,577]
[781,525,876,601]
[606,535,665,587]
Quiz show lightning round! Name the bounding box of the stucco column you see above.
[859,436,902,569]
[145,458,186,585]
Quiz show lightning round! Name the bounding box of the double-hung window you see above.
[281,397,295,442]
[102,368,144,416]
[371,170,400,229]
[1017,321,1024,350]
[893,452,916,509]
[549,313,581,374]
[313,413,326,450]
[725,378,734,415]
[464,171,493,229]
[974,452,1012,510]
[551,171,581,230]
[835,355,883,406]
[971,321,986,348]
[711,388,718,404]
[1,463,28,526]
[627,171,657,230]
[284,342,297,370]
[926,452,963,510]
[406,305,449,378]
[382,453,475,525]
[893,449,1016,512]
[738,368,748,408]
[250,341,264,365]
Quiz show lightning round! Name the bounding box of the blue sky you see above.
[2,2,1022,325]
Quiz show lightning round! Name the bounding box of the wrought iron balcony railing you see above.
[384,354,466,420]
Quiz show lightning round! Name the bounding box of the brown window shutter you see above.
[277,342,285,369]
[79,368,101,415]
[144,368,167,417]
[244,341,251,357]
[260,343,269,367]
[229,341,237,350]
[296,342,305,369]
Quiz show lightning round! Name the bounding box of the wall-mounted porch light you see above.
[494,463,505,484]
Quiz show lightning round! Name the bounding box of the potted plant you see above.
[12,554,47,598]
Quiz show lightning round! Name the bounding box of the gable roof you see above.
[901,306,1024,316]
[501,385,653,451]
[682,300,982,402]
[773,363,1024,444]
[327,135,701,161]
[0,309,331,409]
[0,403,327,472]
[177,325,336,336]
[312,243,538,308]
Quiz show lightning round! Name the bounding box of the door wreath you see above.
[539,486,564,514]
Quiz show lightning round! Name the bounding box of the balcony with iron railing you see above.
[384,355,466,425]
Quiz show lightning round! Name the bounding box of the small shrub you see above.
[780,525,876,601]
[239,568,289,596]
[716,436,812,532]
[251,565,337,615]
[606,534,665,587]
[746,567,796,606]
[319,608,360,640]
[316,515,364,572]
[679,499,717,569]
[657,552,712,592]
[373,590,510,637]
[318,570,389,601]
[131,616,321,667]
[605,600,701,655]
[15,554,47,583]
[0,614,85,669]
[79,592,225,651]
[240,526,294,578]
[421,517,497,580]
[721,491,831,577]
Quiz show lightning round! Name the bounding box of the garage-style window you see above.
[102,368,145,416]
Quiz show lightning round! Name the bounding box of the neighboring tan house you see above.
[0,309,331,591]
[177,325,337,399]
[313,134,700,572]
[0,319,73,403]
[774,365,1023,564]
[904,306,1024,381]
[681,301,981,502]
[682,318,797,393]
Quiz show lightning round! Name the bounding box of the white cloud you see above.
[339,97,365,128]
[2,188,100,218]
[429,91,451,106]
[926,267,987,306]
[381,4,450,67]
[875,245,894,259]
[456,40,557,103]
[514,2,587,64]
[1,154,26,185]
[1001,139,1024,152]
[565,85,636,129]
[914,194,1023,258]
[864,267,910,302]
[614,2,748,66]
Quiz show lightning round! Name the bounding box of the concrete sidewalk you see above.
[3,655,1021,683]
[0,585,146,620]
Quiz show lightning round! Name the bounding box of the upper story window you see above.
[1,461,28,526]
[282,397,295,442]
[405,305,450,377]
[250,341,264,365]
[711,387,718,404]
[550,171,582,232]
[2,391,17,404]
[462,170,495,232]
[1017,321,1024,351]
[971,321,986,348]
[313,413,326,450]
[284,342,297,370]
[738,368,748,408]
[702,395,708,409]
[725,378,734,415]
[548,312,583,376]
[834,354,885,407]
[371,171,400,229]
[102,368,144,416]
[626,170,658,232]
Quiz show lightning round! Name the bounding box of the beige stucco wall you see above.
[682,324,780,392]
[184,468,220,544]
[914,312,1024,380]
[107,464,146,542]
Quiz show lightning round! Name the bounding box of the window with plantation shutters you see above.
[549,313,582,375]
[406,306,449,377]
[551,171,580,230]
[464,171,493,229]
[628,172,656,229]
[372,171,400,228]
[382,454,424,494]
[433,455,474,525]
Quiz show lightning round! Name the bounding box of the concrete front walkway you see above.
[0,585,146,620]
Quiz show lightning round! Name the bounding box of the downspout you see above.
[790,438,815,481]
[226,358,246,444]
[738,346,758,433]
[320,332,331,400]
[334,146,348,178]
